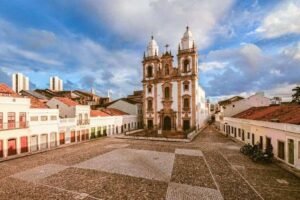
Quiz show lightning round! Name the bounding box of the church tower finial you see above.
[181,26,194,50]
[146,34,159,57]
[165,44,169,53]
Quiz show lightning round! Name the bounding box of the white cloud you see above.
[83,0,234,50]
[0,44,62,66]
[199,61,227,72]
[0,17,142,97]
[264,83,297,102]
[256,1,300,38]
[201,42,300,98]
[282,42,300,60]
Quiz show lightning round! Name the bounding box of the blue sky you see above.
[0,0,299,101]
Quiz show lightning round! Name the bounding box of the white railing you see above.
[59,118,76,127]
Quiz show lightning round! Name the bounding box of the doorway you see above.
[147,120,153,129]
[183,120,190,131]
[163,116,171,130]
[288,139,294,165]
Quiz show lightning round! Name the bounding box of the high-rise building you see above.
[49,76,63,91]
[12,73,29,94]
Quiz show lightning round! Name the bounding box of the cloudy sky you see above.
[0,0,299,101]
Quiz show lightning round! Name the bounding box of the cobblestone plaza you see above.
[0,126,299,199]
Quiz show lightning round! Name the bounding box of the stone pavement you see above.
[0,126,299,199]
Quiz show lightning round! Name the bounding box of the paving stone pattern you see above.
[11,164,68,183]
[74,148,175,182]
[175,148,203,157]
[0,126,299,199]
[166,182,223,200]
[171,155,216,189]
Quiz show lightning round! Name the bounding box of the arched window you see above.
[183,59,189,73]
[165,64,169,75]
[147,66,153,77]
[165,87,170,99]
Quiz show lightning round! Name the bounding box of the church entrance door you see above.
[163,116,171,130]
[183,120,190,131]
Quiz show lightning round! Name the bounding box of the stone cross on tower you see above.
[165,44,169,53]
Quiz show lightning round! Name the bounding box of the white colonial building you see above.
[0,83,138,160]
[215,93,271,126]
[221,105,300,170]
[142,27,208,132]
[105,98,143,129]
[28,108,59,151]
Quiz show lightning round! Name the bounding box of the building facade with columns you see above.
[142,27,208,132]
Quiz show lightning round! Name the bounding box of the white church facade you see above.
[142,27,208,132]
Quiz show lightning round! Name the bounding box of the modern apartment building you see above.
[49,76,63,91]
[12,73,29,94]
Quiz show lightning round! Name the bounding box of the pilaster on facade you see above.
[142,27,208,133]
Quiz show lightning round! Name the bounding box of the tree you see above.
[291,86,300,104]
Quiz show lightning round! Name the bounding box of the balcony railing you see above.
[77,119,90,125]
[0,121,29,131]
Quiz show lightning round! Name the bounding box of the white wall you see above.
[0,95,139,159]
[90,114,138,135]
[156,82,163,112]
[222,117,300,170]
[171,81,178,111]
[0,96,30,128]
[47,98,75,118]
[223,93,271,117]
[108,100,138,115]
[29,108,60,149]
[0,96,30,156]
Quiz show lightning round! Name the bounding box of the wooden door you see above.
[8,139,17,156]
[30,135,39,152]
[60,132,65,145]
[20,136,28,153]
[71,131,76,143]
[0,140,3,158]
[50,132,57,148]
[40,134,48,150]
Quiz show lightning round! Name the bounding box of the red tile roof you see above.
[30,96,48,109]
[54,97,78,106]
[0,83,19,97]
[233,105,300,125]
[219,96,244,106]
[90,110,110,117]
[102,108,128,116]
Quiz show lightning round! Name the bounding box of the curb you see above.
[0,136,106,163]
[115,124,208,143]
